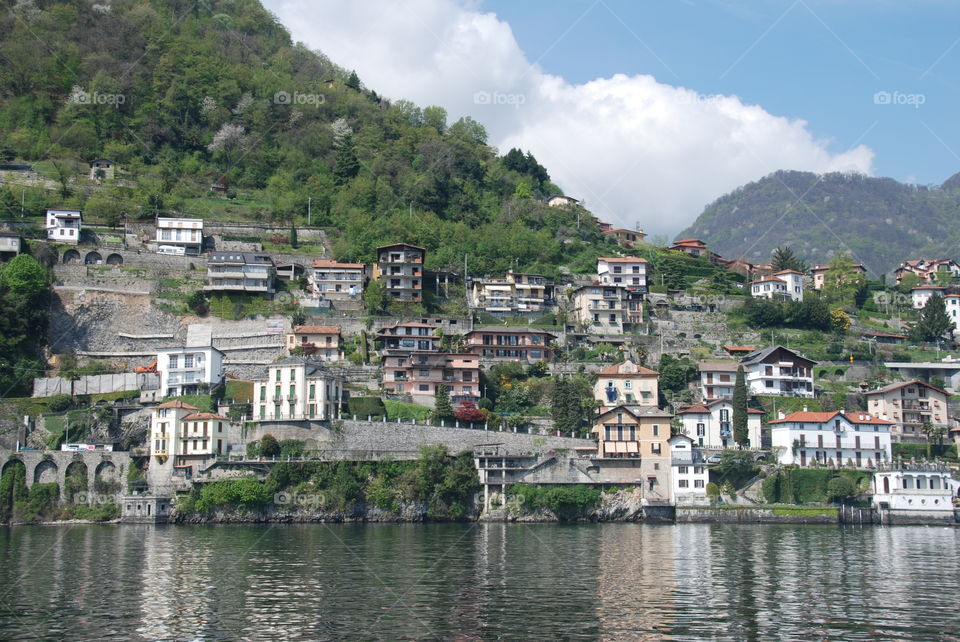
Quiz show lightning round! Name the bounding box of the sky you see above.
[264,0,960,238]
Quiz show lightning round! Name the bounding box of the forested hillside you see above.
[0,0,614,276]
[678,170,960,275]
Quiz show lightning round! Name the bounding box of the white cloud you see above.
[264,0,874,237]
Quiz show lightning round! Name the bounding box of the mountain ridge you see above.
[677,169,960,276]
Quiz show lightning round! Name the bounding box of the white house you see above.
[769,410,892,468]
[698,361,738,400]
[773,270,804,301]
[911,285,947,310]
[872,464,959,520]
[45,209,81,244]
[668,434,709,504]
[597,257,647,290]
[740,345,816,398]
[156,217,203,255]
[676,399,764,449]
[252,357,342,422]
[750,275,787,300]
[157,346,225,398]
[148,401,238,480]
[946,294,960,331]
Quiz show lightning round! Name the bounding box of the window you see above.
[419,369,430,377]
[169,355,179,369]
[605,426,612,441]
[419,384,430,391]
[679,480,689,488]
[260,386,266,402]
[678,466,689,474]
[275,385,281,400]
[652,424,659,436]
[309,384,316,399]
[652,444,661,454]
[259,406,265,420]
[694,480,705,488]
[696,423,705,437]
[694,466,704,474]
[184,355,194,368]
[624,381,632,389]
[629,426,636,441]
[289,384,296,398]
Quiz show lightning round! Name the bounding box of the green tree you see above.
[345,70,361,90]
[732,365,749,447]
[260,434,280,458]
[363,279,386,313]
[771,246,806,273]
[1,254,48,294]
[551,376,584,435]
[422,105,447,133]
[826,476,857,503]
[822,251,866,308]
[290,223,298,249]
[910,293,953,343]
[0,187,18,220]
[920,421,947,458]
[433,383,455,423]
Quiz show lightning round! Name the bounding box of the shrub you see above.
[260,434,280,457]
[279,439,305,458]
[347,396,387,418]
[46,395,73,412]
[705,482,720,502]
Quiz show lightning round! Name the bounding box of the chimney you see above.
[778,411,785,420]
[802,405,807,412]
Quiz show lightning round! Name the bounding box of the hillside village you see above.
[2,189,960,524]
[0,0,958,526]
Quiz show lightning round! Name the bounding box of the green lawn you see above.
[226,380,254,403]
[384,400,431,421]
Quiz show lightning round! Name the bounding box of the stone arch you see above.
[34,459,58,484]
[94,460,119,495]
[63,249,81,264]
[64,460,89,502]
[2,458,25,480]
[835,368,846,377]
[106,253,123,265]
[84,251,103,265]
[95,461,117,482]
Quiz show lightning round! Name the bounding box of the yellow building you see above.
[593,359,659,409]
[591,405,673,501]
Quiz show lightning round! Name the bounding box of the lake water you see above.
[0,522,957,640]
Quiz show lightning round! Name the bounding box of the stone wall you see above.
[238,419,594,455]
[676,505,839,524]
[0,449,133,502]
[32,373,158,397]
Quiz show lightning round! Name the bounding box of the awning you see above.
[626,442,639,453]
[615,442,628,453]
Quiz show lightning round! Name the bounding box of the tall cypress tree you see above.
[434,384,454,422]
[732,365,749,447]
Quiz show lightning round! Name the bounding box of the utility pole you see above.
[307,197,311,226]
[20,189,24,218]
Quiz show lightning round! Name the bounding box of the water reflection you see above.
[0,523,958,639]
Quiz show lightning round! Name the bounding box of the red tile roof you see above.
[293,325,340,334]
[311,259,364,269]
[769,411,893,425]
[598,256,648,263]
[182,412,230,421]
[155,400,200,410]
[596,361,658,376]
[752,276,786,284]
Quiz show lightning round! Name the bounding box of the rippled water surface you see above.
[0,523,958,640]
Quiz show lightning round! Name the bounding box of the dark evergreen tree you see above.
[333,132,360,185]
[433,383,455,422]
[910,293,953,343]
[732,365,749,447]
[345,70,361,90]
[771,246,807,273]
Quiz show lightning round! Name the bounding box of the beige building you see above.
[309,259,365,302]
[149,402,236,477]
[468,270,554,317]
[286,325,342,360]
[698,361,739,400]
[591,406,673,501]
[374,243,425,302]
[567,284,644,335]
[252,357,342,422]
[865,380,949,441]
[594,359,659,408]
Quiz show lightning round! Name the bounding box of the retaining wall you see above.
[676,505,839,524]
[0,449,133,502]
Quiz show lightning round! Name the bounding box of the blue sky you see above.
[272,0,958,235]
[481,0,960,186]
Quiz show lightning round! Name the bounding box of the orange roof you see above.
[774,269,803,275]
[311,259,364,269]
[770,411,893,425]
[155,400,200,410]
[752,276,785,284]
[596,361,658,376]
[293,325,340,334]
[724,345,756,352]
[673,238,705,245]
[912,285,946,290]
[598,256,648,263]
[182,412,230,421]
